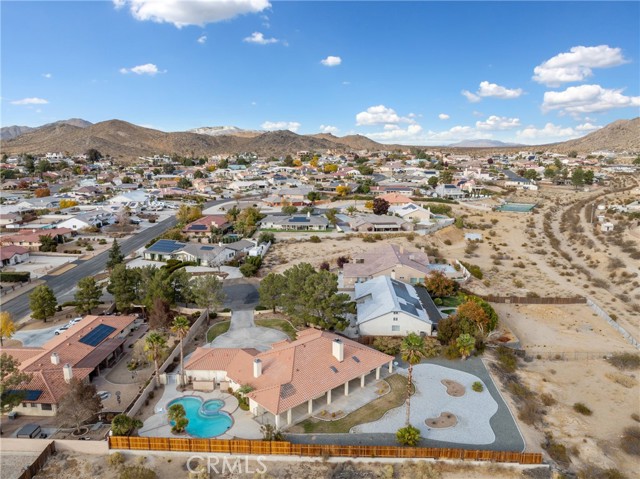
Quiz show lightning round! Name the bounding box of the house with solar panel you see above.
[354,276,441,337]
[259,213,330,231]
[1,315,137,416]
[143,239,235,266]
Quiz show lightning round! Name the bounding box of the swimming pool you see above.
[497,203,536,212]
[167,397,233,438]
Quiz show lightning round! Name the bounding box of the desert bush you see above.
[471,381,483,392]
[443,239,452,246]
[540,393,557,407]
[542,436,570,466]
[608,352,640,370]
[605,372,636,388]
[309,236,321,243]
[577,465,627,479]
[573,402,593,416]
[632,413,640,423]
[620,426,640,456]
[108,452,125,468]
[496,346,517,373]
[119,465,157,479]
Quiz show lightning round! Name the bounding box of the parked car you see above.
[54,325,70,335]
[68,317,84,326]
[97,391,111,401]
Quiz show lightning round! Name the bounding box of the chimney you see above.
[391,269,396,280]
[332,339,344,362]
[253,358,262,378]
[50,352,60,365]
[307,211,311,218]
[218,241,223,247]
[63,364,73,383]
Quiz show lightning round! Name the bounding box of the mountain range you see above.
[1,117,638,158]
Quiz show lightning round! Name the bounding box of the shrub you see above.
[309,235,321,243]
[632,413,640,423]
[496,346,517,373]
[459,261,483,279]
[396,425,421,446]
[621,426,640,456]
[540,393,557,407]
[608,352,640,370]
[0,271,31,282]
[471,381,483,392]
[118,465,157,479]
[573,402,593,416]
[372,336,403,355]
[108,452,125,468]
[443,239,452,246]
[444,343,461,359]
[98,238,107,245]
[542,436,570,465]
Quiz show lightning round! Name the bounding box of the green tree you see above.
[0,312,16,347]
[633,156,640,165]
[0,354,32,413]
[568,150,578,158]
[177,177,192,189]
[192,275,225,320]
[400,333,426,426]
[29,285,58,322]
[544,167,557,180]
[456,300,489,335]
[428,176,438,188]
[74,277,102,315]
[107,264,140,312]
[258,232,275,244]
[234,206,263,236]
[584,170,594,185]
[258,273,287,313]
[111,414,143,436]
[171,316,191,386]
[439,169,454,184]
[148,297,171,330]
[456,333,475,359]
[396,425,421,446]
[106,239,124,270]
[145,331,168,388]
[307,191,321,203]
[372,197,390,215]
[57,377,103,432]
[39,235,58,252]
[168,403,189,434]
[85,149,102,162]
[281,205,298,215]
[571,167,585,189]
[170,268,193,305]
[523,169,539,181]
[325,208,338,225]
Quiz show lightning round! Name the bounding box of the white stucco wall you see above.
[359,312,432,336]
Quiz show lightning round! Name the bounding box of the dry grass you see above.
[605,372,637,389]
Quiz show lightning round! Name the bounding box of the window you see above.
[392,325,400,332]
[393,317,398,321]
[41,403,52,411]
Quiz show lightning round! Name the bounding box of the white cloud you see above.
[462,81,523,102]
[542,84,640,114]
[575,122,601,132]
[475,115,521,130]
[477,81,523,99]
[319,125,339,134]
[243,32,279,45]
[438,113,450,120]
[342,81,351,85]
[367,124,423,142]
[533,45,627,86]
[42,73,52,79]
[114,0,270,28]
[197,35,207,44]
[261,121,301,132]
[120,63,164,75]
[516,123,580,142]
[11,97,49,105]
[461,90,481,103]
[321,56,342,67]
[355,105,415,126]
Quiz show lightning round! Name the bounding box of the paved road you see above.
[2,199,227,321]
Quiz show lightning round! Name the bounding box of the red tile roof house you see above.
[185,329,394,429]
[0,228,74,252]
[1,315,137,416]
[182,215,230,239]
[0,245,30,268]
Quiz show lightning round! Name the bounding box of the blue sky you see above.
[2,1,639,145]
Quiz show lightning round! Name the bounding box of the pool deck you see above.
[139,384,263,440]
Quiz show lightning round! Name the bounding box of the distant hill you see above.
[187,126,261,138]
[546,117,640,153]
[0,118,92,141]
[308,133,385,151]
[448,139,524,148]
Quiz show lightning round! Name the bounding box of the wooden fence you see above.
[17,442,55,479]
[483,295,586,305]
[108,437,542,465]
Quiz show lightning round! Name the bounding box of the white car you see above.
[68,317,83,326]
[97,391,111,401]
[54,325,70,335]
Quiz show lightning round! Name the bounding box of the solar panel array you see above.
[79,324,116,347]
[201,246,214,251]
[148,239,184,253]
[190,225,208,231]
[7,389,42,401]
[400,302,419,316]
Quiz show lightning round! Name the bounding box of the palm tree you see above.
[456,333,475,360]
[400,333,426,426]
[145,331,167,388]
[171,316,191,386]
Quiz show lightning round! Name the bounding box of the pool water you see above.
[167,397,233,438]
[497,203,536,212]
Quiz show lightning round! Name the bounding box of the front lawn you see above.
[296,374,411,434]
[439,295,464,308]
[255,318,298,340]
[206,321,230,342]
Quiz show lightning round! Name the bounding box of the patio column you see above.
[327,388,332,405]
[344,380,349,396]
[388,360,393,373]
[308,399,313,415]
[275,413,281,428]
[376,367,381,380]
[360,374,366,388]
[287,409,292,425]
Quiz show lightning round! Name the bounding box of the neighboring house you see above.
[601,222,614,232]
[108,190,151,208]
[435,184,465,199]
[3,315,137,416]
[56,210,114,231]
[369,185,415,196]
[142,239,235,266]
[262,186,316,206]
[185,328,394,428]
[0,228,74,252]
[502,170,539,191]
[378,192,413,205]
[228,180,269,191]
[182,215,230,239]
[20,197,61,210]
[347,214,413,233]
[342,244,432,289]
[0,245,30,267]
[389,203,433,225]
[142,239,184,261]
[259,214,330,231]
[354,276,441,336]
[0,213,22,226]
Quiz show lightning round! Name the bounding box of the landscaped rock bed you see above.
[441,379,465,397]
[426,412,458,429]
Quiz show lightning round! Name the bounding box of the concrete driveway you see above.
[208,310,287,352]
[222,279,259,311]
[12,324,59,347]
